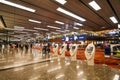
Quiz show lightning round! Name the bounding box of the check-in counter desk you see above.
[77,47,120,69]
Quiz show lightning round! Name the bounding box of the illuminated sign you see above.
[77,35,86,41]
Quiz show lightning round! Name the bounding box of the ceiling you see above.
[0,0,120,39]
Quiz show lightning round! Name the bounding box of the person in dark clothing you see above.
[104,45,111,55]
[42,44,46,53]
[66,44,70,51]
[20,44,24,51]
[15,43,18,48]
[42,43,51,57]
[25,44,29,53]
[47,43,50,53]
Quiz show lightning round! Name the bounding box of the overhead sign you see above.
[77,35,86,41]
[61,36,66,41]
[69,35,74,41]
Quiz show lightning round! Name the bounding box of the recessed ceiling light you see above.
[34,27,49,31]
[28,19,41,24]
[57,7,86,22]
[55,0,67,5]
[0,0,36,12]
[47,25,61,29]
[55,21,64,25]
[109,16,118,24]
[88,1,101,11]
[118,24,120,28]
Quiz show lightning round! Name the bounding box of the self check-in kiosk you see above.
[53,43,59,55]
[85,42,95,65]
[60,42,67,57]
[70,43,78,61]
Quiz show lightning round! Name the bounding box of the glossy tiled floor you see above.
[0,47,120,80]
[0,48,53,70]
[0,58,120,80]
[0,47,120,70]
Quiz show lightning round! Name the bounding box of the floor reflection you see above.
[0,58,119,80]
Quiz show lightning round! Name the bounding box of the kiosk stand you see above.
[53,43,59,56]
[70,43,78,61]
[60,42,67,57]
[85,42,95,65]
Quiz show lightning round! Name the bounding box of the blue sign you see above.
[61,36,66,41]
[77,35,86,41]
[69,35,74,41]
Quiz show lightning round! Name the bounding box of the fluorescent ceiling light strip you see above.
[0,0,36,12]
[34,27,49,31]
[88,1,101,11]
[73,27,79,29]
[24,29,37,32]
[110,16,118,23]
[0,33,7,35]
[55,21,64,25]
[118,24,120,28]
[47,25,61,29]
[26,33,31,35]
[14,31,27,33]
[4,28,14,30]
[65,30,70,32]
[14,35,24,37]
[29,19,41,24]
[14,26,24,30]
[4,28,23,31]
[34,33,39,34]
[57,7,86,22]
[55,0,67,5]
[46,33,51,35]
[8,32,14,34]
[51,32,60,34]
[75,22,83,26]
[20,32,27,33]
[56,30,65,32]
